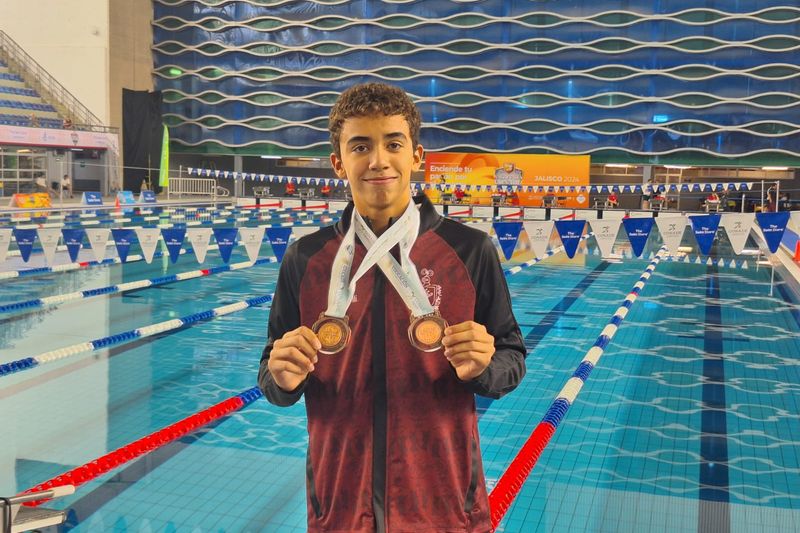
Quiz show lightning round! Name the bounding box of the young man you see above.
[258,83,526,533]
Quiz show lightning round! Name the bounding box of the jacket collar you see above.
[335,193,442,238]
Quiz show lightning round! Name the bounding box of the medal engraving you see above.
[408,312,448,352]
[312,314,351,355]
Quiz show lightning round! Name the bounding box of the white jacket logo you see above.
[420,268,442,308]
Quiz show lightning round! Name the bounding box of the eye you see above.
[351,144,368,153]
[388,141,403,150]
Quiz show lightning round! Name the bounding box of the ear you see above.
[412,144,424,172]
[330,152,347,179]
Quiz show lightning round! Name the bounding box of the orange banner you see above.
[10,193,52,209]
[425,152,590,208]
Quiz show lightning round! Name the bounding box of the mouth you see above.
[363,176,397,185]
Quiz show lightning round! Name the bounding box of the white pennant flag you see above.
[238,226,266,262]
[589,219,620,259]
[291,226,319,240]
[524,220,555,259]
[0,228,12,263]
[85,228,111,263]
[37,228,61,266]
[135,228,161,263]
[789,211,800,233]
[721,213,755,255]
[186,228,213,263]
[655,215,688,253]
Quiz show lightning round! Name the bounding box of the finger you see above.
[286,326,323,352]
[272,346,316,372]
[443,338,494,357]
[271,358,310,376]
[442,329,491,347]
[444,321,485,336]
[275,333,320,363]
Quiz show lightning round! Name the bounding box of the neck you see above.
[356,198,412,236]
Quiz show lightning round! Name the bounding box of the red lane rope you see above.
[22,395,246,506]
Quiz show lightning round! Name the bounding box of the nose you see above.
[369,146,390,171]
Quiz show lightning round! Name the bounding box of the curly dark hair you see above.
[328,82,421,158]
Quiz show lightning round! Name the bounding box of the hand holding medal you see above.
[441,321,496,381]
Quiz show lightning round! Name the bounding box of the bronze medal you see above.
[408,311,448,352]
[312,314,351,355]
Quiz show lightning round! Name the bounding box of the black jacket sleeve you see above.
[258,242,308,406]
[463,234,527,398]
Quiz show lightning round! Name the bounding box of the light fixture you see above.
[17,149,31,153]
[664,165,692,169]
[260,155,280,159]
[605,164,633,168]
[762,166,789,171]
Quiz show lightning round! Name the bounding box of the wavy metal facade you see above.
[152,1,800,166]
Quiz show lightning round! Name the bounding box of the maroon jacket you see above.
[259,195,526,532]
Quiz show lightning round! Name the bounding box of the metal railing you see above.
[168,177,217,200]
[0,30,116,133]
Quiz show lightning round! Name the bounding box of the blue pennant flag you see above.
[688,214,721,256]
[492,221,523,261]
[12,228,36,263]
[622,217,655,258]
[111,228,137,263]
[266,227,292,262]
[61,228,86,262]
[554,220,587,259]
[756,211,790,253]
[161,228,187,264]
[213,228,239,263]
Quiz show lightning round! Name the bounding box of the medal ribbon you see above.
[325,201,427,318]
[353,203,434,318]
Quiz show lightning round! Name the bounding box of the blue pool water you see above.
[1,212,799,532]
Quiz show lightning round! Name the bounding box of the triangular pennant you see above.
[37,228,61,266]
[790,211,800,233]
[266,227,292,262]
[238,226,266,262]
[720,213,755,255]
[186,228,213,263]
[655,215,688,253]
[756,211,791,254]
[589,220,621,259]
[523,220,555,259]
[0,228,12,263]
[12,228,37,263]
[111,228,137,263]
[622,217,655,258]
[161,228,187,264]
[688,214,722,256]
[492,221,523,261]
[61,228,86,263]
[554,220,587,259]
[135,228,161,263]
[213,228,239,263]
[85,228,110,263]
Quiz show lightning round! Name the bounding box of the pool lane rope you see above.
[21,387,264,506]
[0,294,274,377]
[487,245,670,531]
[0,217,333,280]
[0,257,278,314]
[1,229,595,375]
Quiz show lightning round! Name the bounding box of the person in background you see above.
[320,183,332,197]
[606,192,619,208]
[285,181,297,196]
[259,82,526,532]
[61,174,73,198]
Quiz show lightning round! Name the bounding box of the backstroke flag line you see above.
[159,125,170,188]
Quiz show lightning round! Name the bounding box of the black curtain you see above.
[122,89,163,194]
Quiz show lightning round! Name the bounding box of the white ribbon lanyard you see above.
[325,201,434,319]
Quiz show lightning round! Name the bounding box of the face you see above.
[330,114,423,222]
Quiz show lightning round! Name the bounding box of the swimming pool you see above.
[1,212,799,532]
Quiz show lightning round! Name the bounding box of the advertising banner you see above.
[425,152,590,208]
